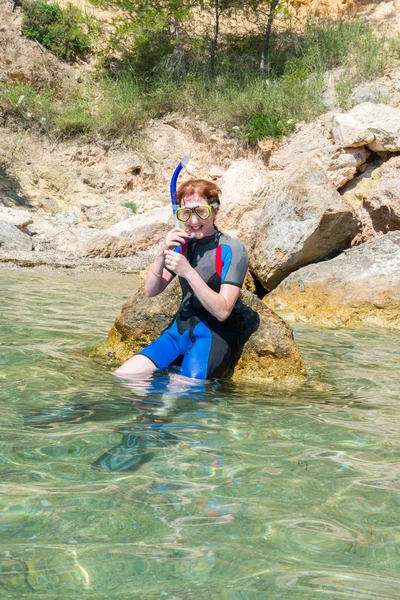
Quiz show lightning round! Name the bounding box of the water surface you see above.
[1,267,400,599]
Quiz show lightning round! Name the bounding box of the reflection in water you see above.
[24,374,215,473]
[2,268,400,598]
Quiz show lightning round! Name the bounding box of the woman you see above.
[114,179,249,380]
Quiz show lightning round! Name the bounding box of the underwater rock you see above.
[265,231,400,330]
[93,281,306,383]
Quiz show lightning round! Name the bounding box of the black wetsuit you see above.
[139,230,249,379]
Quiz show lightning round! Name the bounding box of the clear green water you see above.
[1,268,400,599]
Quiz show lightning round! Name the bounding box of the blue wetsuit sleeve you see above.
[220,239,249,287]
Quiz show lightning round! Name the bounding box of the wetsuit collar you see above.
[193,229,219,246]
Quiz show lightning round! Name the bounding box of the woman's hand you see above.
[163,227,191,251]
[164,250,193,278]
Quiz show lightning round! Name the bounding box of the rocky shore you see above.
[2,93,400,380]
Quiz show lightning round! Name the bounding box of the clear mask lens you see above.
[195,205,212,219]
[176,208,192,222]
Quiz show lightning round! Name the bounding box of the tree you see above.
[90,0,193,78]
[259,0,280,77]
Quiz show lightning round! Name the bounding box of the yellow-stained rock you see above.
[265,232,400,329]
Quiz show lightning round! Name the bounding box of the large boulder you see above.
[332,103,400,151]
[0,222,33,252]
[217,161,269,235]
[93,281,306,383]
[0,206,33,231]
[265,231,400,329]
[249,161,360,292]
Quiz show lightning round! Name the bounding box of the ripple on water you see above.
[1,268,400,598]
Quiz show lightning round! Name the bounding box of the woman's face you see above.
[181,193,217,240]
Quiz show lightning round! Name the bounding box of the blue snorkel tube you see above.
[170,153,190,227]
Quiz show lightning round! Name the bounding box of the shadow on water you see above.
[24,372,219,473]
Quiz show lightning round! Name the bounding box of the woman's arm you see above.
[144,251,174,297]
[163,250,241,321]
[144,227,191,297]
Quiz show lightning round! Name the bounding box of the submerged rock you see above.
[94,281,306,383]
[265,231,400,330]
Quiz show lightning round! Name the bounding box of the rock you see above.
[269,121,330,170]
[341,163,382,210]
[265,231,400,330]
[107,207,172,237]
[257,137,274,162]
[250,161,360,292]
[351,156,400,245]
[144,200,165,211]
[209,165,225,179]
[237,209,263,240]
[0,206,33,231]
[218,161,269,235]
[270,120,369,189]
[83,223,170,258]
[0,221,33,251]
[93,281,306,383]
[146,123,191,171]
[80,198,101,209]
[332,103,400,151]
[80,201,131,229]
[322,67,345,111]
[315,146,370,188]
[83,234,137,258]
[351,83,390,105]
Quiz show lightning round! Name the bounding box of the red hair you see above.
[177,179,221,207]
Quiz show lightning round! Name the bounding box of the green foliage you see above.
[389,34,400,58]
[56,100,93,136]
[121,201,138,213]
[0,81,56,131]
[3,8,399,142]
[243,112,295,140]
[94,76,148,138]
[22,0,90,62]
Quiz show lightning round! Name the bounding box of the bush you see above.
[121,202,137,213]
[22,0,90,62]
[0,81,56,130]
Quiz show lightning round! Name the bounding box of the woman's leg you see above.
[113,354,157,378]
[181,321,235,380]
[113,321,182,380]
